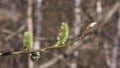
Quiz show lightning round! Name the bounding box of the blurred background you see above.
[0,0,120,68]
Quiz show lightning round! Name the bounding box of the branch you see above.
[0,38,80,56]
[0,22,96,56]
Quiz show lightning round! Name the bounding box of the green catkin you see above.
[23,32,41,61]
[56,22,69,46]
[23,32,33,51]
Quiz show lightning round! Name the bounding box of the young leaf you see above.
[56,22,69,46]
[30,52,40,61]
[23,32,33,51]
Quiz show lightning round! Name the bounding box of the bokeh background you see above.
[0,0,120,68]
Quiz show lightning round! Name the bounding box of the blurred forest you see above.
[0,0,120,68]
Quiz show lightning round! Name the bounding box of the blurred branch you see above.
[26,0,34,68]
[94,3,120,30]
[101,3,120,24]
[103,43,111,67]
[98,3,120,28]
[110,8,120,68]
[5,24,25,40]
[27,0,33,34]
[39,55,63,68]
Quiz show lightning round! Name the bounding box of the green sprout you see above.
[23,32,33,51]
